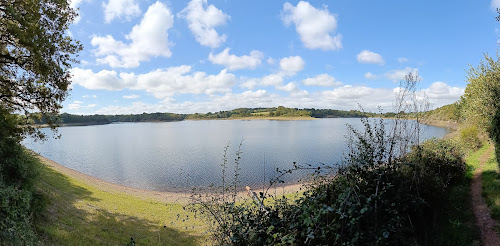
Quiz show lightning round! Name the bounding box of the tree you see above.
[0,0,82,138]
[0,1,81,241]
[458,54,500,133]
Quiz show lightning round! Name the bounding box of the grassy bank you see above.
[470,143,500,221]
[34,157,206,245]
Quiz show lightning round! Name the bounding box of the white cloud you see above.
[208,48,264,70]
[91,2,174,68]
[302,74,342,87]
[240,56,305,90]
[385,67,419,82]
[276,82,300,93]
[364,72,377,79]
[103,0,141,23]
[91,81,464,115]
[67,102,97,110]
[282,1,342,50]
[260,73,285,86]
[279,56,305,75]
[492,0,500,10]
[423,82,464,100]
[123,94,140,99]
[71,68,132,90]
[71,66,236,98]
[398,57,408,63]
[178,0,230,48]
[357,50,384,65]
[82,95,97,98]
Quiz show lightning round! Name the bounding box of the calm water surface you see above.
[24,118,449,191]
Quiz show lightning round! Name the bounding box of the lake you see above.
[23,118,449,192]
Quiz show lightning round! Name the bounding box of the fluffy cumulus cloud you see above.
[279,56,305,75]
[282,1,342,50]
[385,67,419,82]
[240,56,305,91]
[422,82,464,107]
[302,74,342,87]
[277,82,301,93]
[178,0,230,48]
[208,48,264,70]
[357,50,384,65]
[103,0,141,23]
[71,68,132,90]
[70,66,236,98]
[91,2,173,68]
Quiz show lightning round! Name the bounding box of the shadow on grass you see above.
[35,164,202,245]
[482,169,500,222]
[437,178,482,246]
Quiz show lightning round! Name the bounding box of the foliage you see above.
[492,107,500,164]
[305,108,373,118]
[458,53,500,133]
[459,125,482,151]
[37,112,186,125]
[1,0,81,241]
[423,103,460,122]
[0,0,82,138]
[268,106,311,117]
[192,134,468,245]
[0,107,43,244]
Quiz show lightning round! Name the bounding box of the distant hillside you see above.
[35,106,380,126]
[421,104,460,129]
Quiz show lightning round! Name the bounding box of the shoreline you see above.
[33,117,454,204]
[35,154,305,204]
[186,116,316,121]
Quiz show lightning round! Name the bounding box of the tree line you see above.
[34,107,384,125]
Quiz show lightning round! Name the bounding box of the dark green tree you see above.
[1,0,82,138]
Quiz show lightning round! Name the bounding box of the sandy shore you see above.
[36,154,305,204]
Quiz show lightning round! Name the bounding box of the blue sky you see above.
[65,0,500,114]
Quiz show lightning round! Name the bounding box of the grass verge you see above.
[479,144,500,222]
[34,158,206,245]
[434,143,488,245]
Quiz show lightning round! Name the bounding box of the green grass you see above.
[479,144,500,221]
[433,143,490,246]
[34,160,207,245]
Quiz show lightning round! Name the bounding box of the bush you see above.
[491,107,500,164]
[459,125,482,151]
[193,138,467,245]
[0,108,43,244]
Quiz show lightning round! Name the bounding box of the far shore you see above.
[186,116,317,121]
[35,154,305,204]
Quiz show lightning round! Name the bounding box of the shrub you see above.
[459,125,482,151]
[491,107,500,164]
[0,108,43,244]
[193,137,467,245]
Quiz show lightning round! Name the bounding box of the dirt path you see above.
[471,145,500,246]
